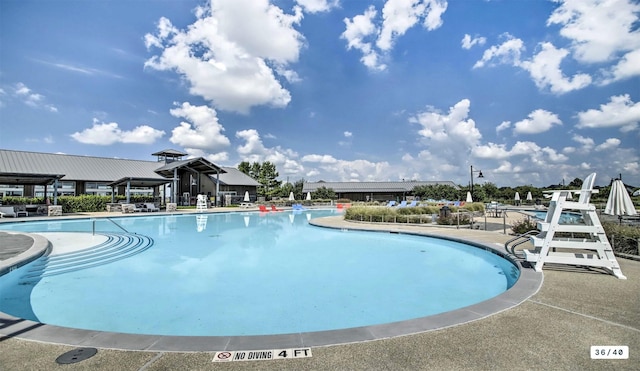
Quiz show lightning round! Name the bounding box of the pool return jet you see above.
[506,173,626,279]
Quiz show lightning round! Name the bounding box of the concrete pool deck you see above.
[0,208,639,370]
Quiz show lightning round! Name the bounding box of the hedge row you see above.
[1,195,156,213]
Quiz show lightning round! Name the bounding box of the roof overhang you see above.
[0,172,65,186]
[154,157,226,178]
[108,177,170,188]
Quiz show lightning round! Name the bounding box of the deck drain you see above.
[55,347,98,364]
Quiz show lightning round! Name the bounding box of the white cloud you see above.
[409,99,482,146]
[342,0,447,71]
[341,6,386,71]
[295,0,339,13]
[407,99,483,174]
[343,131,352,137]
[377,0,448,51]
[13,82,58,112]
[519,42,592,94]
[145,0,304,113]
[495,121,511,134]
[595,138,621,152]
[70,119,165,145]
[169,102,231,152]
[576,94,640,131]
[571,134,595,151]
[513,109,562,135]
[461,34,486,49]
[548,0,640,64]
[472,33,524,69]
[235,129,304,175]
[302,154,391,181]
[602,49,640,83]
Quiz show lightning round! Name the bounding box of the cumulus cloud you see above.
[512,109,562,135]
[602,49,640,84]
[406,99,483,174]
[409,99,482,145]
[472,33,524,69]
[70,119,165,145]
[295,0,339,13]
[235,129,304,175]
[576,94,640,132]
[461,34,486,49]
[302,154,391,181]
[519,42,592,94]
[342,0,448,71]
[341,6,385,71]
[145,0,304,113]
[169,102,231,154]
[548,0,640,64]
[595,138,621,152]
[377,0,448,51]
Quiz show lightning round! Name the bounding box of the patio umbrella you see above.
[466,192,473,203]
[514,192,520,201]
[289,191,295,201]
[526,191,532,202]
[604,179,637,224]
[243,191,250,202]
[306,192,312,201]
[633,189,640,197]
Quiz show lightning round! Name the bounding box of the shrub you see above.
[602,222,640,255]
[511,218,538,235]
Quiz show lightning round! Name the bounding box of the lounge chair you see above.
[385,201,396,207]
[396,200,407,208]
[0,206,16,218]
[271,204,283,212]
[292,203,307,211]
[407,200,418,207]
[259,205,270,212]
[144,203,160,212]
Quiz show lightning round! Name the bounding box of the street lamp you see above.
[470,165,484,202]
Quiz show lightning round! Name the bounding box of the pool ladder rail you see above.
[504,230,538,259]
[21,232,154,280]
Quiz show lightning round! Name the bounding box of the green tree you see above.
[238,161,282,199]
[238,161,251,176]
[480,182,498,201]
[412,184,459,201]
[569,177,583,188]
[313,186,336,199]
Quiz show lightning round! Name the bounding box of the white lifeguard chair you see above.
[522,173,626,279]
[196,194,208,213]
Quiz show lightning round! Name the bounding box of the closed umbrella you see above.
[604,179,637,224]
[289,192,295,201]
[466,191,473,203]
[244,191,250,202]
[526,191,532,202]
[306,192,311,201]
[514,192,520,206]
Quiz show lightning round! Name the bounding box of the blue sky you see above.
[1,0,639,188]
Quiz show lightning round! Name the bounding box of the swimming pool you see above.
[0,210,519,337]
[531,210,584,224]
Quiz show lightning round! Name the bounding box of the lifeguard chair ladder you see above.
[196,194,208,213]
[522,173,626,279]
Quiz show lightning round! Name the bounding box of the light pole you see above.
[470,165,484,202]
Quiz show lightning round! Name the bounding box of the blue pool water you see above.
[0,210,518,336]
[532,210,583,223]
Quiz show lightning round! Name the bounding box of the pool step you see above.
[22,233,154,279]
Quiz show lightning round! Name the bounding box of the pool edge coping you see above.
[0,213,543,352]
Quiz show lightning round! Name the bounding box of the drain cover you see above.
[55,348,98,364]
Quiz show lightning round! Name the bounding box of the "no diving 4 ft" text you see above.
[213,348,312,362]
